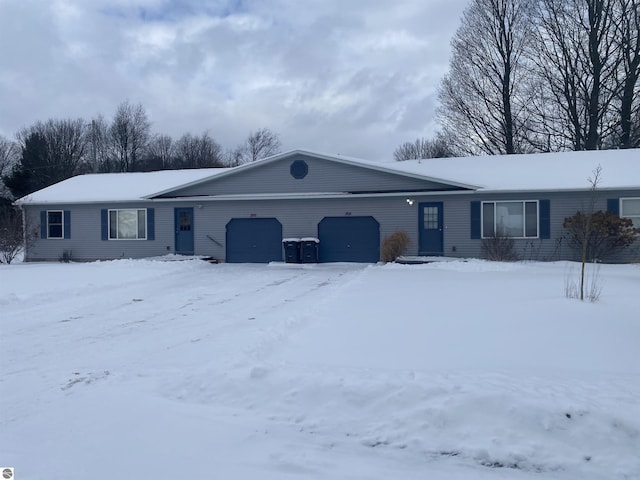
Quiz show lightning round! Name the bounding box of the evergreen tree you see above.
[4,132,50,198]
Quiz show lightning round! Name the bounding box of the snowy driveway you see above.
[1,259,639,479]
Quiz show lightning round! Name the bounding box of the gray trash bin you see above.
[282,238,301,263]
[300,237,319,263]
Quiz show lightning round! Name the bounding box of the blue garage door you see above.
[226,218,283,263]
[318,216,380,263]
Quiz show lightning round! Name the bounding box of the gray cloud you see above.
[0,0,467,159]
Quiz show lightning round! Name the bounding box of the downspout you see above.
[20,205,27,262]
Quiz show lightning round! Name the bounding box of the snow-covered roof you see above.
[250,148,640,192]
[16,168,230,205]
[146,148,479,195]
[15,148,640,205]
[381,149,640,192]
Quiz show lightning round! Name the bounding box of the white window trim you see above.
[481,200,540,239]
[47,210,64,239]
[108,209,147,240]
[620,197,640,228]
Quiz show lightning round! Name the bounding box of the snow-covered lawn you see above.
[1,258,638,479]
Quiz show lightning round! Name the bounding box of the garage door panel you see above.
[226,218,283,263]
[318,216,380,263]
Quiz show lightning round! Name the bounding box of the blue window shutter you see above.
[470,201,481,239]
[607,198,619,215]
[147,208,155,240]
[63,210,71,239]
[40,211,47,239]
[539,200,550,239]
[101,209,108,240]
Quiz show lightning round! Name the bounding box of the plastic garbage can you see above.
[282,238,301,263]
[300,237,319,263]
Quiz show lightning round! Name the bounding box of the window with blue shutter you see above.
[42,210,67,239]
[478,201,543,238]
[103,208,152,240]
[607,198,620,215]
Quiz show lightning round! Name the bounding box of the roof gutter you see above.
[16,186,640,206]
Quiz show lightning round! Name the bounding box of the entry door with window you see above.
[175,207,194,255]
[419,202,444,256]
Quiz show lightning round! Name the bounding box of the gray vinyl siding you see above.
[191,196,421,261]
[24,203,173,262]
[23,188,640,263]
[432,189,640,262]
[159,155,459,197]
[24,197,421,262]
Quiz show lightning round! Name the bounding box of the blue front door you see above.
[419,202,443,256]
[175,207,194,255]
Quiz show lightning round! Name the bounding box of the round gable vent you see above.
[290,160,308,179]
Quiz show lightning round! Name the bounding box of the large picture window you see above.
[482,201,538,238]
[47,210,64,239]
[108,209,147,240]
[621,198,640,228]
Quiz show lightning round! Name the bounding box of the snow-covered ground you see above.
[1,258,638,479]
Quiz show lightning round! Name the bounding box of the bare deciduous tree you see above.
[0,136,18,176]
[394,135,456,161]
[174,132,224,169]
[612,0,640,148]
[228,128,282,165]
[0,136,18,199]
[109,101,151,172]
[42,119,87,177]
[144,134,176,171]
[86,116,111,173]
[437,0,640,154]
[439,0,535,155]
[531,0,621,150]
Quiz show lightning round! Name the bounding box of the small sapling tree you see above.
[563,166,639,301]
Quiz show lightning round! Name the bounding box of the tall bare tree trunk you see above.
[615,0,640,147]
[439,0,534,155]
[533,0,620,150]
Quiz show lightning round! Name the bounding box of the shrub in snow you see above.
[381,230,411,262]
[59,249,74,263]
[563,210,638,262]
[481,230,518,261]
[0,204,35,264]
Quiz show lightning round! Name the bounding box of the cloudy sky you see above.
[0,0,468,160]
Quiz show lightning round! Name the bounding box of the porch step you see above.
[201,256,219,264]
[395,256,465,265]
